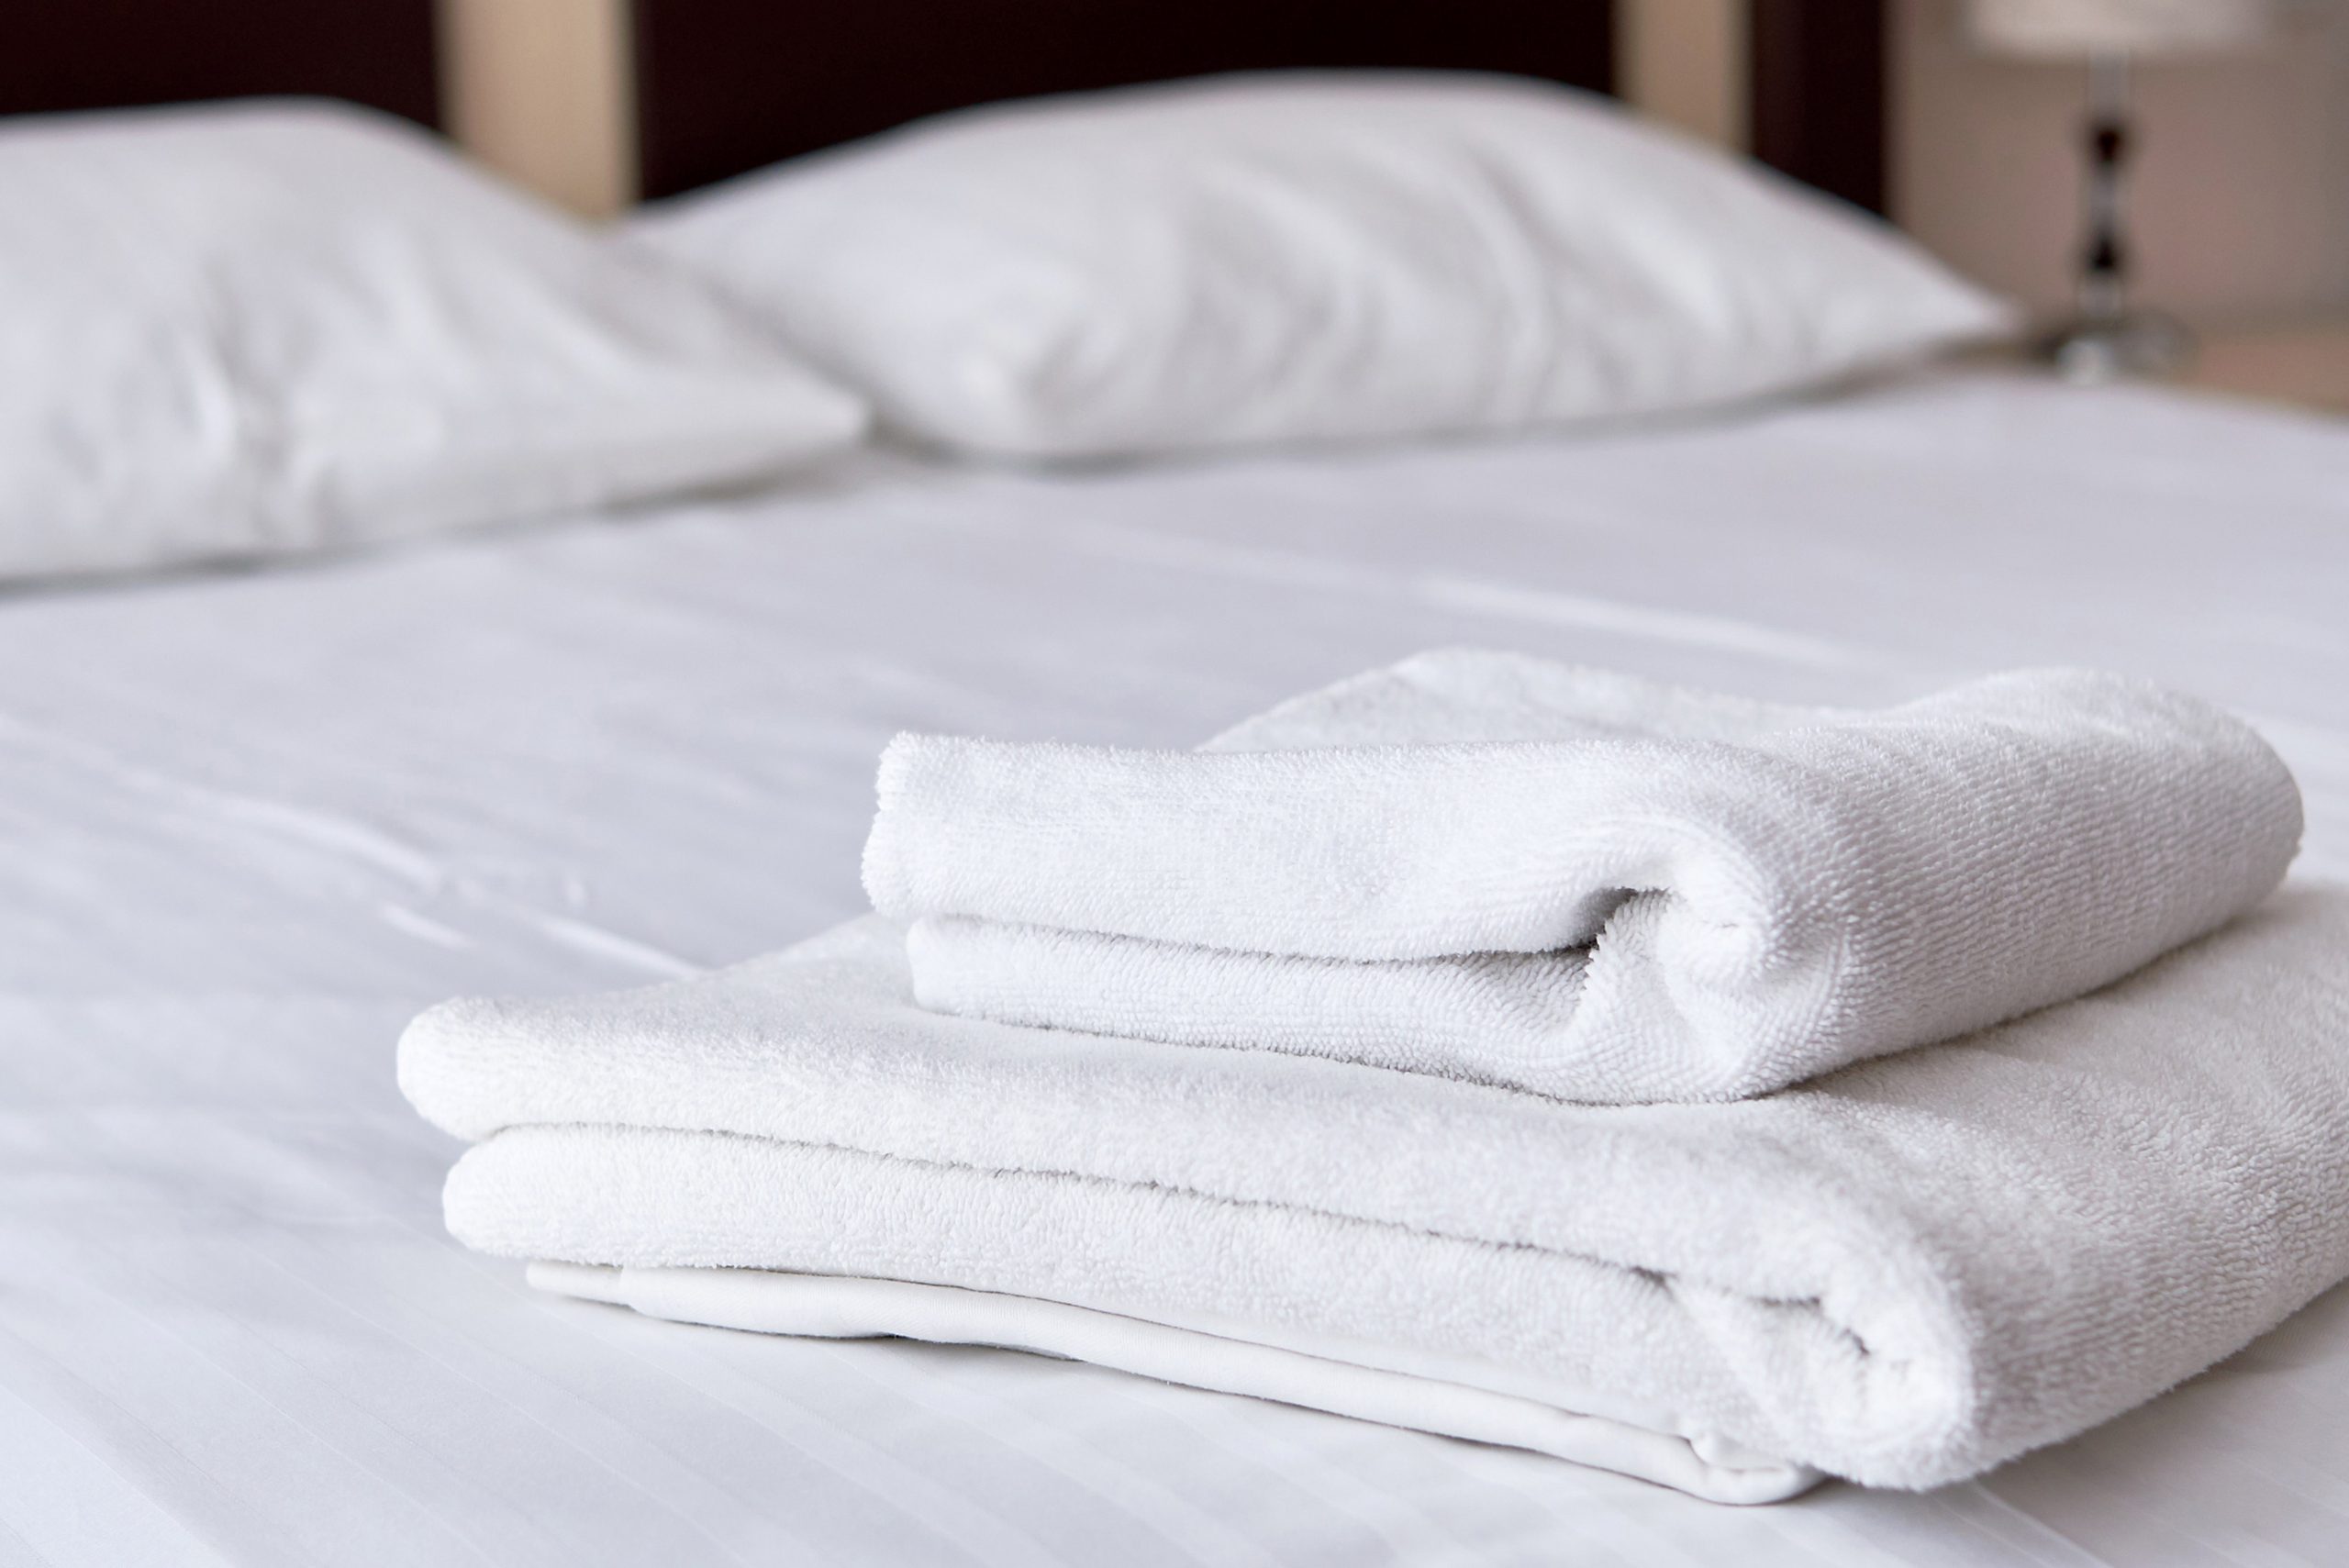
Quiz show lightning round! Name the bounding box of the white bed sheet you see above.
[4,370,2347,1567]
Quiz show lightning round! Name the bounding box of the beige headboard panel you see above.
[440,0,638,217]
[1620,0,1749,152]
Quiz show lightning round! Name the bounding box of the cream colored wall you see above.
[1892,0,2349,324]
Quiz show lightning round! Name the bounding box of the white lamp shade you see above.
[1967,0,2276,56]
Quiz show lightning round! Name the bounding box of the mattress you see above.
[5,369,2347,1567]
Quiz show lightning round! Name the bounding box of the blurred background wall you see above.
[429,0,2349,326]
[1892,0,2349,324]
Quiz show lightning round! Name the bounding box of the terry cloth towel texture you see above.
[400,651,2349,1501]
[865,654,2301,1102]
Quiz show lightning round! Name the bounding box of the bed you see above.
[6,6,2348,1566]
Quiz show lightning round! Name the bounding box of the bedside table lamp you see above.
[1966,0,2276,382]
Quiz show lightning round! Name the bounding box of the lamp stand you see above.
[2040,53,2190,382]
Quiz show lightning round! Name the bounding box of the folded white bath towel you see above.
[401,657,2349,1499]
[866,654,2301,1101]
[401,887,2349,1498]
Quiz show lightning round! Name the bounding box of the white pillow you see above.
[633,72,2012,460]
[0,101,867,581]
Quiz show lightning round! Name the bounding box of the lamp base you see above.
[2039,311,2193,384]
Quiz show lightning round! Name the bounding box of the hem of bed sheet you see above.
[525,1260,1824,1507]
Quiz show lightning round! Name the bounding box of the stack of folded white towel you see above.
[401,650,2349,1504]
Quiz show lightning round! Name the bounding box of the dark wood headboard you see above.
[1750,0,1886,218]
[629,0,1887,214]
[631,1,1613,202]
[0,2,1887,221]
[1,0,440,128]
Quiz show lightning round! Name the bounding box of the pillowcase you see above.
[631,72,2012,460]
[0,101,867,582]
